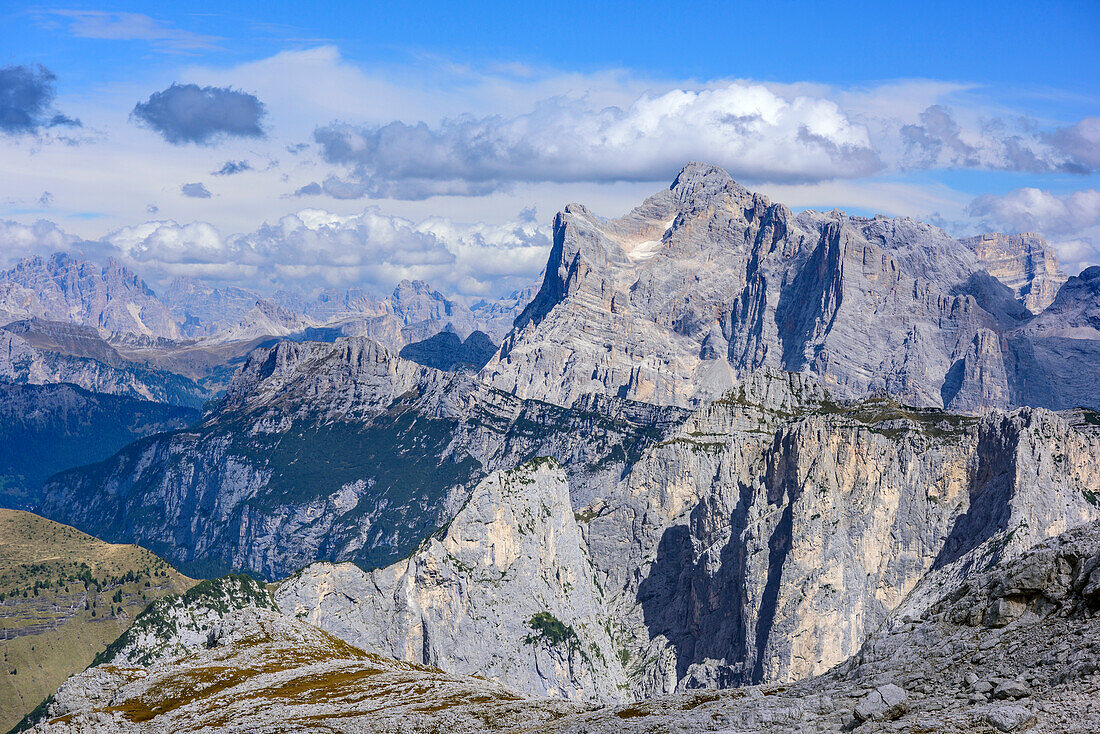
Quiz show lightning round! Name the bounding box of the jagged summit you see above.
[487,163,1095,413]
[0,253,179,338]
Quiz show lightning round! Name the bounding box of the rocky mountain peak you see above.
[960,232,1068,313]
[487,164,1100,413]
[669,161,752,208]
[0,253,179,339]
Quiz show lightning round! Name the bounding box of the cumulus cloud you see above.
[313,82,883,198]
[181,182,212,198]
[0,219,82,265]
[212,160,251,176]
[1046,117,1100,173]
[102,208,549,297]
[969,188,1100,236]
[899,105,1097,174]
[131,83,266,145]
[969,188,1100,274]
[0,64,81,135]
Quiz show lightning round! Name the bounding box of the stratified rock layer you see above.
[484,163,1096,412]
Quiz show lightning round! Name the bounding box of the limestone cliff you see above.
[276,459,627,701]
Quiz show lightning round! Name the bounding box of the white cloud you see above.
[99,208,549,298]
[968,188,1100,274]
[2,45,1097,292]
[0,219,82,264]
[40,10,221,52]
[969,188,1100,235]
[314,82,883,197]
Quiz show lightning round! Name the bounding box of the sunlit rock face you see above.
[485,163,1096,413]
[960,232,1068,314]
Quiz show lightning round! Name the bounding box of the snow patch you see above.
[625,218,676,262]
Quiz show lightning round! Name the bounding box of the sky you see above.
[0,0,1098,299]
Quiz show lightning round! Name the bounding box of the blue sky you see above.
[0,1,1097,296]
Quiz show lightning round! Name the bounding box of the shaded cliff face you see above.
[596,391,1100,697]
[484,163,1095,413]
[0,383,198,508]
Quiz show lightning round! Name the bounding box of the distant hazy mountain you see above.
[0,320,206,407]
[960,232,1067,313]
[0,254,179,338]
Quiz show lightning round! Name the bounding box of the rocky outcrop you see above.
[277,459,626,701]
[265,367,1100,701]
[0,324,206,407]
[38,338,678,579]
[961,233,1068,313]
[93,575,277,667]
[22,605,579,734]
[484,163,1097,412]
[161,278,263,338]
[594,393,1100,698]
[23,522,1100,733]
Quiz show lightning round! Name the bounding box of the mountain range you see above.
[4,163,1100,732]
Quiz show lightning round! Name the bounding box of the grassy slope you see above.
[0,510,194,731]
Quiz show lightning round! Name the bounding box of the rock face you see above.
[269,367,1100,701]
[484,163,1096,412]
[961,233,1068,313]
[276,459,626,701]
[0,321,206,407]
[0,254,179,338]
[39,337,676,579]
[22,522,1100,733]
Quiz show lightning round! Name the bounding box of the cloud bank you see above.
[313,83,884,198]
[0,209,550,299]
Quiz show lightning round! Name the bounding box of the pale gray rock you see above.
[961,233,1067,314]
[853,683,908,722]
[483,163,1099,413]
[38,336,680,578]
[0,253,180,338]
[276,458,628,701]
[994,680,1032,700]
[987,705,1037,732]
[0,324,205,407]
[25,521,1100,733]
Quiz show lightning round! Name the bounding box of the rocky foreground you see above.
[18,521,1100,733]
